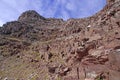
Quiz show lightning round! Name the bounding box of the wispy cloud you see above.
[0,0,106,26]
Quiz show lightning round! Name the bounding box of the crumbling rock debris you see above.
[0,0,120,80]
[108,51,120,71]
[58,67,71,76]
[108,51,120,80]
[48,65,71,77]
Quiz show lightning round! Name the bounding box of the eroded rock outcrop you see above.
[0,0,120,80]
[18,10,46,21]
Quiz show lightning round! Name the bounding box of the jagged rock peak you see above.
[18,10,46,21]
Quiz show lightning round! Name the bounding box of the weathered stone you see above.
[18,10,46,21]
[0,0,119,80]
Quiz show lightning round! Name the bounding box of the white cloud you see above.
[0,0,106,26]
[66,2,76,11]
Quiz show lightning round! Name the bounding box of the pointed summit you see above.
[18,10,46,21]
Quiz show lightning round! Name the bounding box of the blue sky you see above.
[0,0,106,26]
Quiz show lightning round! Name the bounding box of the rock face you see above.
[18,10,46,21]
[0,0,120,80]
[108,51,120,80]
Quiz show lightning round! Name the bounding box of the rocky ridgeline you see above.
[0,0,120,80]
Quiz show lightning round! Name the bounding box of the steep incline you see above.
[0,0,120,80]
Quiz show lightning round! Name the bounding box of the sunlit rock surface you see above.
[0,0,120,80]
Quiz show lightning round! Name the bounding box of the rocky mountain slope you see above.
[0,0,120,80]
